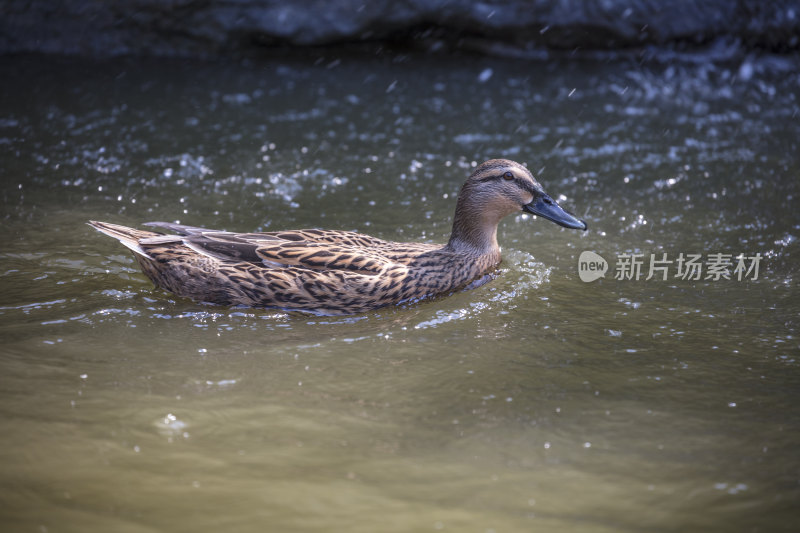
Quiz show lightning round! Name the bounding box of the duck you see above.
[89,159,586,315]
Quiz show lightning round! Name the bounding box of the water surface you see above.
[1,51,799,532]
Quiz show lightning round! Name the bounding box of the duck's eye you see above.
[503,171,514,180]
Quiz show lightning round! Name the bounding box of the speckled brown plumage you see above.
[89,159,586,315]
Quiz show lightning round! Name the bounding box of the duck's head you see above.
[449,159,586,251]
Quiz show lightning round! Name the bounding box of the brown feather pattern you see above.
[89,159,584,315]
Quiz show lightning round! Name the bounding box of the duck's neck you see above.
[446,192,503,259]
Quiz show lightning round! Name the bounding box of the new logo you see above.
[578,251,608,282]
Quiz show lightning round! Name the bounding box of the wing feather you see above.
[142,221,212,235]
[138,224,437,275]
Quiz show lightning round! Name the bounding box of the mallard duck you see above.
[89,159,586,315]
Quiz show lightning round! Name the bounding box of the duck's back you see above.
[90,221,496,314]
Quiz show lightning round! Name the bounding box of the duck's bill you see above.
[523,194,587,231]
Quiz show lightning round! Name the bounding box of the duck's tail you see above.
[88,221,159,258]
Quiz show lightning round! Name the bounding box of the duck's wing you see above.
[175,231,396,275]
[257,229,444,265]
[140,223,438,273]
[142,221,217,236]
[248,228,392,248]
[143,222,390,247]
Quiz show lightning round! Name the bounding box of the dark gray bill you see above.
[522,194,587,231]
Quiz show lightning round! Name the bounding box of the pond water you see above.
[1,50,798,532]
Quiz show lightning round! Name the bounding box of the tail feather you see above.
[88,221,161,258]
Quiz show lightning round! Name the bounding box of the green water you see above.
[1,52,798,532]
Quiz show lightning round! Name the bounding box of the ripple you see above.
[155,413,190,439]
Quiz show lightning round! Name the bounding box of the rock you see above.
[1,0,799,58]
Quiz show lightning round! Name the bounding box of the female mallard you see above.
[89,159,586,315]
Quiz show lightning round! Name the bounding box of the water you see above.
[1,51,799,532]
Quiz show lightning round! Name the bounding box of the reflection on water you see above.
[0,52,799,532]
